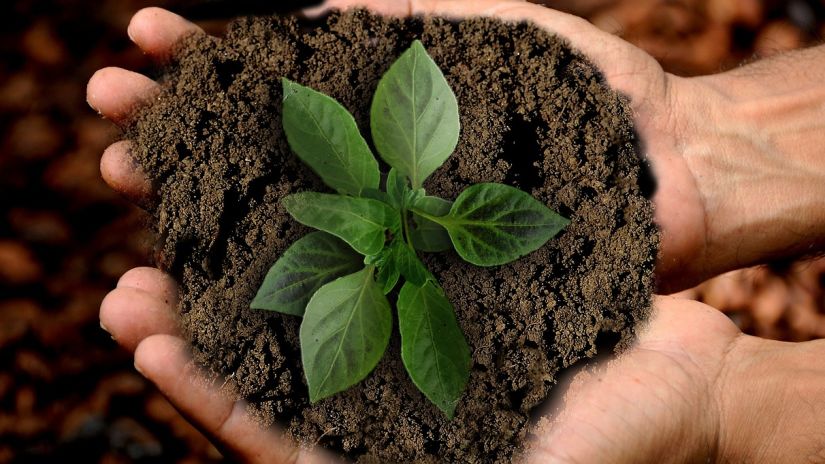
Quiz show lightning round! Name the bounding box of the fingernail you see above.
[100,320,111,335]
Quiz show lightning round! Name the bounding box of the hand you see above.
[90,2,825,463]
[528,295,825,463]
[101,271,825,463]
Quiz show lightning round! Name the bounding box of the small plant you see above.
[251,41,569,418]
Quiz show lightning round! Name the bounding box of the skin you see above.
[90,2,825,462]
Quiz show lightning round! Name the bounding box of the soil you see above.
[129,10,659,462]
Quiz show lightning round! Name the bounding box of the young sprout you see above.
[251,40,569,418]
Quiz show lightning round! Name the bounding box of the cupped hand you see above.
[90,3,825,463]
[100,266,825,463]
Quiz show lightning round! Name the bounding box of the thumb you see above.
[525,297,736,463]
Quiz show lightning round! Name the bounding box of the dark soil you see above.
[129,10,659,462]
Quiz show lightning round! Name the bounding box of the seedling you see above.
[252,41,569,418]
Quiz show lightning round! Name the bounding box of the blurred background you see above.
[1,0,823,461]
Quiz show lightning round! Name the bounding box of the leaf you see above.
[370,40,460,189]
[375,260,400,294]
[410,196,453,252]
[403,188,425,209]
[360,187,391,205]
[372,242,400,294]
[397,281,471,418]
[374,236,431,293]
[413,195,452,215]
[393,241,431,286]
[300,267,392,402]
[416,183,569,266]
[250,232,362,316]
[392,238,431,286]
[283,192,400,256]
[281,79,380,196]
[386,168,407,209]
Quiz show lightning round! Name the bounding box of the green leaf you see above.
[360,187,391,205]
[413,195,452,215]
[375,259,400,294]
[283,192,401,256]
[403,188,425,209]
[371,242,400,294]
[301,267,392,402]
[397,281,471,418]
[392,238,431,286]
[416,183,569,266]
[386,168,407,209]
[410,196,453,252]
[370,40,460,189]
[250,232,362,316]
[394,242,431,286]
[282,78,380,196]
[374,237,431,293]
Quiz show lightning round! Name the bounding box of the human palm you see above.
[91,2,825,462]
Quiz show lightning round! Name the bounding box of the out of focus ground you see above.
[0,0,823,461]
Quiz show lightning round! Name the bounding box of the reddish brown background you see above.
[1,0,823,461]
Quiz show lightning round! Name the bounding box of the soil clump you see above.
[129,10,659,462]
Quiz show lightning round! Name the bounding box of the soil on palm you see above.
[129,10,659,463]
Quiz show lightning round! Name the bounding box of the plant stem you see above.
[409,207,447,226]
[401,209,415,249]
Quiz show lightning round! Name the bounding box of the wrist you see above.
[716,336,825,462]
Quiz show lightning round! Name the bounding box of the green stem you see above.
[409,207,449,227]
[401,209,415,249]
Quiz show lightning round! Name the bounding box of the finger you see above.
[100,286,180,352]
[100,140,155,208]
[87,67,159,124]
[135,335,338,463]
[128,7,204,59]
[118,267,180,307]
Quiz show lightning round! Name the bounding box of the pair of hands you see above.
[89,1,825,462]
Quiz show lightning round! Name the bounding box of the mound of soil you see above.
[129,10,658,462]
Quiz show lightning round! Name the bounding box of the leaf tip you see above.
[439,400,458,419]
[307,388,319,404]
[306,373,329,405]
[281,192,298,207]
[281,77,298,100]
[249,290,273,312]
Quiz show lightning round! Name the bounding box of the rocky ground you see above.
[0,0,822,461]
